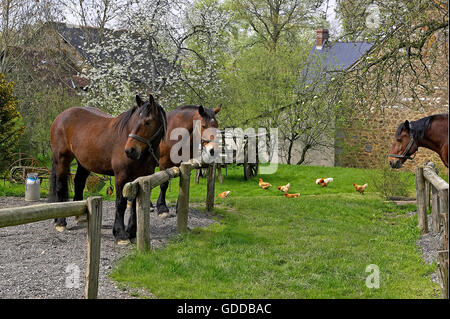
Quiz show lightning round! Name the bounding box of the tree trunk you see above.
[296,144,311,165]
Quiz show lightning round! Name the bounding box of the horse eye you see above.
[144,121,151,126]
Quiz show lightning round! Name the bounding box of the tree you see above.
[1,0,63,74]
[220,37,343,164]
[228,0,326,51]
[82,0,230,113]
[335,0,449,111]
[0,73,24,173]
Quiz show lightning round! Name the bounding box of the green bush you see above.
[369,157,413,198]
[0,74,25,174]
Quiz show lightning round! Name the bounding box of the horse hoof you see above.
[55,225,66,232]
[75,216,88,226]
[159,212,169,219]
[117,239,131,246]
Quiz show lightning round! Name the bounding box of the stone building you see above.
[307,28,448,172]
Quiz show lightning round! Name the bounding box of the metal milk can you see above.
[25,173,40,201]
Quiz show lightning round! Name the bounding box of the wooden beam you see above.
[0,201,87,228]
[85,196,102,299]
[423,163,449,192]
[123,166,180,199]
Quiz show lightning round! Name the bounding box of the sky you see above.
[63,0,343,36]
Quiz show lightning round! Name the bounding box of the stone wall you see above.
[336,102,448,173]
[335,35,449,173]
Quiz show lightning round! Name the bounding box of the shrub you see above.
[0,74,25,173]
[369,155,412,198]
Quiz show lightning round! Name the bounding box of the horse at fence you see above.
[156,104,221,216]
[388,113,448,169]
[49,94,167,244]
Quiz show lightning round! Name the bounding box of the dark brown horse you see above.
[156,104,221,216]
[388,114,448,169]
[49,95,166,244]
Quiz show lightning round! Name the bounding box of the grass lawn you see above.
[108,164,441,299]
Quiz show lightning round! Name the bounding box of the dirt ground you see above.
[0,197,216,299]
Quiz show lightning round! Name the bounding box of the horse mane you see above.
[396,114,448,140]
[178,105,216,119]
[114,101,167,142]
[115,106,138,133]
[158,103,167,142]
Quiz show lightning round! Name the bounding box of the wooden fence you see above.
[122,159,216,252]
[415,161,448,299]
[0,196,103,299]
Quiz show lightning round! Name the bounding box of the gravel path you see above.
[0,197,216,299]
[416,214,443,284]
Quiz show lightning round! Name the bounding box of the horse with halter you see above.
[156,104,221,216]
[388,114,448,169]
[49,94,167,244]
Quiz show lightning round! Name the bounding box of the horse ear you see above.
[136,95,144,107]
[198,105,205,116]
[213,104,221,114]
[404,120,410,131]
[148,94,155,107]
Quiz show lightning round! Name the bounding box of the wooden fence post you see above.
[206,163,216,212]
[438,188,448,299]
[431,185,441,232]
[415,166,428,234]
[177,163,191,233]
[136,179,152,252]
[425,181,431,213]
[217,164,223,184]
[195,168,201,184]
[85,196,102,299]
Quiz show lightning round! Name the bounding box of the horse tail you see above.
[48,158,57,203]
[48,158,70,203]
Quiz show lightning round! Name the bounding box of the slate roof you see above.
[49,22,172,86]
[50,22,119,64]
[303,41,374,85]
[312,42,374,71]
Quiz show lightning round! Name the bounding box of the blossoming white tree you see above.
[82,0,230,114]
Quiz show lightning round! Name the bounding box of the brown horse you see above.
[388,114,448,169]
[156,104,221,215]
[49,95,166,244]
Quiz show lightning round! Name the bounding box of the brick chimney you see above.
[316,28,329,50]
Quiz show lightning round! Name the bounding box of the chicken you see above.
[259,178,272,189]
[218,191,231,198]
[353,183,368,194]
[277,183,290,193]
[284,193,300,198]
[315,177,333,187]
[106,186,114,196]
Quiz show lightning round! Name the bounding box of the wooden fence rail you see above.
[0,196,102,299]
[123,159,217,252]
[415,161,448,299]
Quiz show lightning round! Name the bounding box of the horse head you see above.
[125,94,166,161]
[195,104,221,159]
[388,120,418,169]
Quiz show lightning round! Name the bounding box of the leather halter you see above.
[388,133,417,161]
[128,108,165,165]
